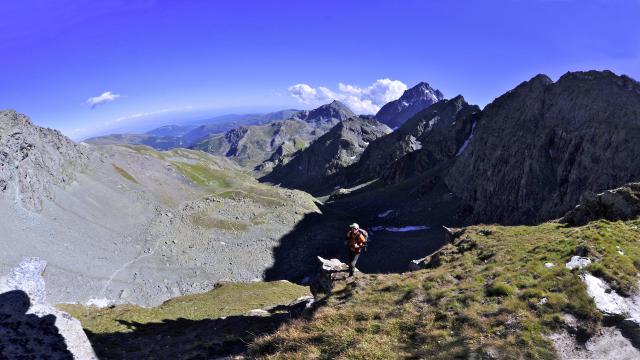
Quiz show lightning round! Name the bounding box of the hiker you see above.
[346,223,368,277]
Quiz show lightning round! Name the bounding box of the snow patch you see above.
[377,210,394,218]
[582,274,640,322]
[370,225,430,232]
[582,274,628,316]
[455,121,477,156]
[565,256,591,270]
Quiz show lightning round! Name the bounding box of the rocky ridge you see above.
[0,110,88,211]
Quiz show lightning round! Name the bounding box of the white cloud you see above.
[287,79,407,114]
[86,91,121,109]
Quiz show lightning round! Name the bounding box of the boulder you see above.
[560,183,640,226]
[443,226,465,243]
[310,257,352,296]
[0,258,97,360]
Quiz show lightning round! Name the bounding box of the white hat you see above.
[349,223,359,229]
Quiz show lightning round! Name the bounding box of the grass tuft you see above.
[111,163,139,184]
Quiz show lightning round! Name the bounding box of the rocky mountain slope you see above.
[260,116,392,194]
[340,96,480,188]
[375,81,444,129]
[0,110,320,307]
[0,110,88,211]
[192,101,356,172]
[446,71,640,224]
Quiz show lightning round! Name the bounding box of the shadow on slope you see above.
[85,313,294,360]
[0,290,73,360]
[264,166,471,280]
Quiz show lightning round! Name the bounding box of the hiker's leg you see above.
[349,252,360,276]
[347,251,355,276]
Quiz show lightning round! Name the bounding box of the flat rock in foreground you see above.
[0,257,96,360]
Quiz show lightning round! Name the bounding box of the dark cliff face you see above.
[260,117,391,194]
[446,70,640,224]
[345,96,480,186]
[375,82,445,129]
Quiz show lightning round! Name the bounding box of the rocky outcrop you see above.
[446,71,640,224]
[561,183,640,226]
[0,258,97,359]
[261,117,391,194]
[376,82,444,129]
[310,257,352,296]
[0,110,88,211]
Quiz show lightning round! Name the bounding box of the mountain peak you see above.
[375,81,445,128]
[304,100,355,123]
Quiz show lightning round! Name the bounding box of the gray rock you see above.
[409,250,441,271]
[561,183,640,226]
[0,110,87,211]
[0,258,97,360]
[310,257,352,296]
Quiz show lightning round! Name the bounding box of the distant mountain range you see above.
[84,82,441,166]
[84,110,303,149]
[192,101,356,171]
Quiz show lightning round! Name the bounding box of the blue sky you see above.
[1,0,639,140]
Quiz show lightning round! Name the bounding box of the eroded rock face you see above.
[0,110,87,211]
[0,258,96,359]
[446,71,640,224]
[561,183,640,226]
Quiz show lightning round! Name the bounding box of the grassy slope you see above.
[250,219,640,359]
[59,281,310,334]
